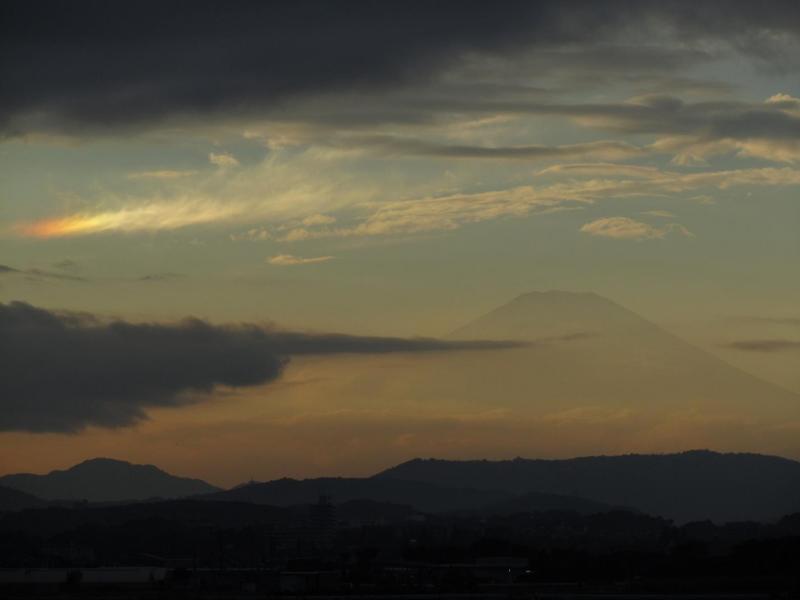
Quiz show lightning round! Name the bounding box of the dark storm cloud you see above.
[2,0,800,137]
[725,339,800,352]
[0,301,522,433]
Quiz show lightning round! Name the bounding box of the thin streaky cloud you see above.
[332,136,644,161]
[268,254,335,266]
[725,339,800,352]
[535,163,667,179]
[0,263,85,282]
[127,170,198,180]
[10,166,800,239]
[580,217,692,241]
[209,152,240,168]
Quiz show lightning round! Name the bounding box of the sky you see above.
[1,1,799,486]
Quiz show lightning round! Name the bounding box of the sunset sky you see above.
[1,1,798,486]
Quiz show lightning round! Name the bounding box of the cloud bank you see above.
[0,301,522,433]
[3,1,800,137]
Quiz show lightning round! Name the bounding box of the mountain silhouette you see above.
[199,475,618,515]
[0,484,46,511]
[475,490,617,516]
[199,477,510,512]
[285,290,800,464]
[334,498,420,524]
[375,450,800,523]
[0,458,220,502]
[444,290,800,420]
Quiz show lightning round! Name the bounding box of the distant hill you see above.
[199,475,612,516]
[375,450,800,523]
[335,499,420,524]
[0,499,290,539]
[0,458,221,502]
[476,490,617,516]
[0,484,46,511]
[200,477,511,512]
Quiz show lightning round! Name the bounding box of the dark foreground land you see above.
[1,498,799,598]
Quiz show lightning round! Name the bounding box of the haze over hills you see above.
[216,289,800,478]
[199,477,510,513]
[200,475,618,515]
[264,290,800,467]
[2,450,799,523]
[444,290,800,419]
[376,450,800,523]
[1,292,798,517]
[0,458,220,502]
[476,490,619,517]
[0,484,45,512]
[201,449,800,523]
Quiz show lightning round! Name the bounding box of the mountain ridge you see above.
[196,476,511,513]
[374,449,800,523]
[0,457,221,502]
[437,289,800,423]
[3,449,800,522]
[0,484,46,511]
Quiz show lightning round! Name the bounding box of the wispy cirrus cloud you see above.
[11,148,374,238]
[640,210,675,218]
[209,152,240,168]
[278,166,799,241]
[230,227,272,242]
[13,198,246,237]
[327,135,644,161]
[127,170,198,180]
[10,165,800,240]
[535,163,667,179]
[301,214,336,226]
[278,186,583,241]
[268,254,335,266]
[580,217,692,241]
[529,93,800,165]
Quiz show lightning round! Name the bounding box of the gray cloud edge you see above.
[0,301,523,433]
[3,1,800,137]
